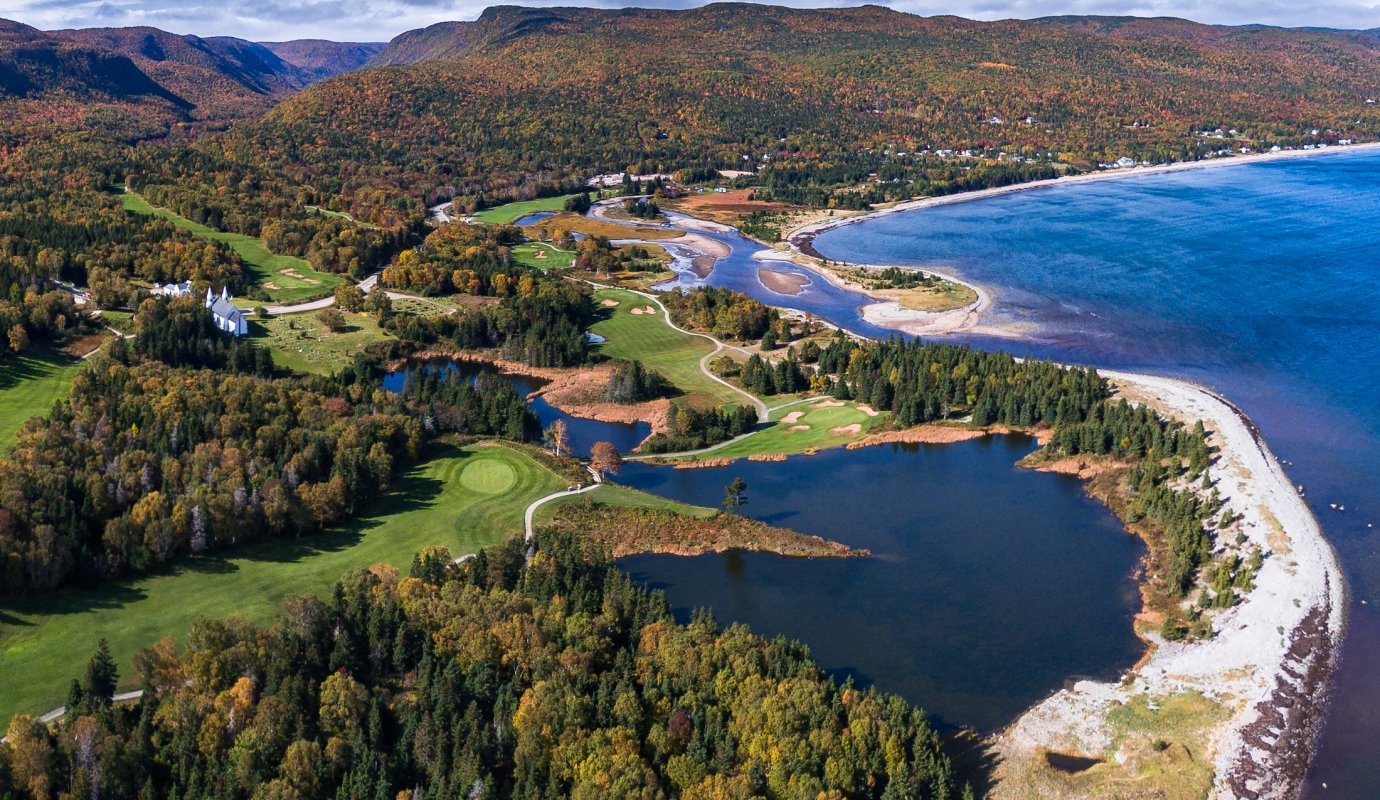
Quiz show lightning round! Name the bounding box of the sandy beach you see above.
[993,371,1345,800]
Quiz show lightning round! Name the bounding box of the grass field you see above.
[0,349,84,447]
[473,195,582,225]
[536,212,683,242]
[678,402,883,461]
[589,288,749,409]
[534,482,718,526]
[0,441,565,722]
[305,205,378,230]
[513,242,575,270]
[251,312,389,375]
[120,191,344,303]
[101,310,134,334]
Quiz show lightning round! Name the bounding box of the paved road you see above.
[260,272,420,315]
[584,281,767,423]
[523,466,602,542]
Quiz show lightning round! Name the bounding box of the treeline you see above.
[755,157,1061,209]
[0,355,418,593]
[605,359,670,404]
[383,279,595,369]
[395,365,541,441]
[814,333,1107,427]
[661,286,777,343]
[127,295,274,375]
[0,300,547,595]
[740,351,813,396]
[378,223,529,296]
[0,530,969,799]
[641,405,758,453]
[128,145,421,267]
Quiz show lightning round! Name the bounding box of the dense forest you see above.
[0,530,970,800]
[0,298,542,595]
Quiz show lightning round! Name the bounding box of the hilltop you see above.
[0,20,375,132]
[247,3,1380,207]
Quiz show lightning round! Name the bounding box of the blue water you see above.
[618,438,1145,732]
[812,148,1380,797]
[658,212,900,339]
[382,360,650,458]
[512,211,556,227]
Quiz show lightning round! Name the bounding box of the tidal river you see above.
[809,148,1380,798]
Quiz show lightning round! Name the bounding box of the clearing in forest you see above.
[120,191,344,303]
[588,287,749,408]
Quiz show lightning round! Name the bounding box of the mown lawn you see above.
[535,482,717,526]
[0,441,566,722]
[305,205,378,230]
[513,242,575,270]
[678,402,884,461]
[101,310,134,334]
[589,288,749,409]
[120,191,343,303]
[251,312,389,375]
[472,195,581,225]
[0,348,84,448]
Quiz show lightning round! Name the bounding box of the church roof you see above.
[209,297,242,321]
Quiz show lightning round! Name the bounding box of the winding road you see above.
[523,466,603,542]
[580,280,767,423]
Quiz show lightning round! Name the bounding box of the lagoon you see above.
[617,437,1145,732]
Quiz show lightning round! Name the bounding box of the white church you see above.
[205,287,248,337]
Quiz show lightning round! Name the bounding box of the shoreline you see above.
[652,172,1352,796]
[991,371,1346,800]
[786,140,1380,251]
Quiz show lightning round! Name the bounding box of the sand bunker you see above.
[629,305,657,315]
[601,299,620,307]
[789,424,811,431]
[829,423,862,436]
[811,400,845,409]
[263,282,280,290]
[533,250,547,259]
[781,411,805,424]
[856,405,880,417]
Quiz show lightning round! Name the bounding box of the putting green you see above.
[460,460,518,494]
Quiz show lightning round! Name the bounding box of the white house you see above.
[205,287,247,336]
[1115,156,1136,168]
[156,280,192,297]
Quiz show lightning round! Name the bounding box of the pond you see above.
[383,358,650,458]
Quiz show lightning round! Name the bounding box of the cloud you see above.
[3,0,1377,42]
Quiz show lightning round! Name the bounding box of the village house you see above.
[155,280,192,297]
[205,287,248,336]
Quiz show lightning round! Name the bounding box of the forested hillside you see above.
[260,39,385,81]
[248,4,1380,208]
[49,27,311,114]
[0,19,324,129]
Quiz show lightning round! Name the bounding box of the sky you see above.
[3,0,1377,42]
